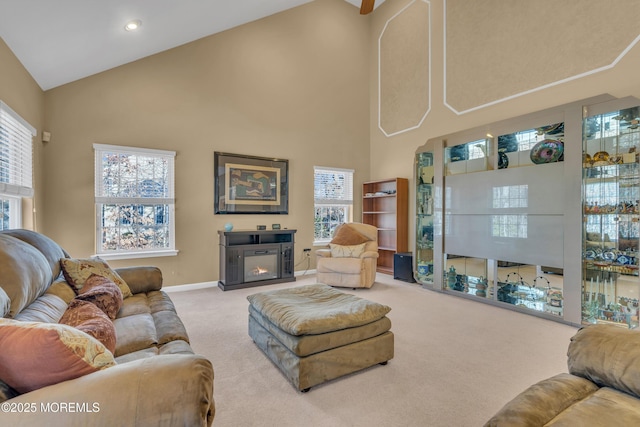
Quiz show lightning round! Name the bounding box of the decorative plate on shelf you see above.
[584,249,596,260]
[617,254,636,265]
[530,139,564,164]
[603,250,616,261]
[592,151,610,166]
[617,254,630,265]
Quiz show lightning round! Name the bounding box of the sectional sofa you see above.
[0,229,214,426]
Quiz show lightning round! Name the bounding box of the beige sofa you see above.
[485,323,640,426]
[0,229,214,427]
[316,223,379,288]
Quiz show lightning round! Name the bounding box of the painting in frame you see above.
[214,152,289,214]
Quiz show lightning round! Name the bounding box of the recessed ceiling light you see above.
[124,20,142,32]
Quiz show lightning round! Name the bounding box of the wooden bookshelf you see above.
[362,178,408,274]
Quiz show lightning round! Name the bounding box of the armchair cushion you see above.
[329,243,366,258]
[331,224,369,246]
[318,257,367,274]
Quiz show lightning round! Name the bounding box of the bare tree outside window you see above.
[313,167,354,243]
[94,145,176,257]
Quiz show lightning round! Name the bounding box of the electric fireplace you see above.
[218,229,296,291]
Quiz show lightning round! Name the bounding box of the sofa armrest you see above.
[315,249,332,258]
[115,266,163,294]
[0,354,214,427]
[484,373,599,427]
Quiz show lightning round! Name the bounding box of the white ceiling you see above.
[0,0,383,91]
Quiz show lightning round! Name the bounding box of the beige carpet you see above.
[167,273,578,427]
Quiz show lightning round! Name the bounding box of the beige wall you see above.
[6,0,640,286]
[41,0,371,286]
[0,38,45,231]
[369,0,640,248]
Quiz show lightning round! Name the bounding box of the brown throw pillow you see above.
[77,274,123,320]
[0,319,115,394]
[60,257,132,298]
[330,224,369,246]
[60,300,117,354]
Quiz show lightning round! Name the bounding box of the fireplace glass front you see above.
[244,248,279,283]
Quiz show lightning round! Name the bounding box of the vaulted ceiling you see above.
[0,0,383,90]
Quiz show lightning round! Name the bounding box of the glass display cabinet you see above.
[582,103,640,328]
[416,151,435,284]
[413,95,640,327]
[495,262,563,317]
[444,256,489,298]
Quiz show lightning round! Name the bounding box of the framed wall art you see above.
[214,152,289,214]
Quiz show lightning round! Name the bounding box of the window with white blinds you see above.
[94,144,177,259]
[0,101,35,230]
[313,166,354,242]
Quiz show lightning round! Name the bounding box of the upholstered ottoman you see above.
[247,283,394,392]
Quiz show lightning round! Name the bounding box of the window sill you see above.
[93,249,179,261]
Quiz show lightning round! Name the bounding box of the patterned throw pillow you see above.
[60,300,117,354]
[60,257,132,298]
[76,274,123,320]
[329,243,367,258]
[330,224,369,246]
[0,319,116,394]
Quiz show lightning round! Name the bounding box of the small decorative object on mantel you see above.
[257,225,266,230]
[272,224,281,230]
[224,223,234,232]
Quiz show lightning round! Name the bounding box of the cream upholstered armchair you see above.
[316,223,379,288]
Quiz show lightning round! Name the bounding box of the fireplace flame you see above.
[252,266,269,275]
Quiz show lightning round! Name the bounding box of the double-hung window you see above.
[94,144,177,259]
[313,166,354,243]
[0,101,35,230]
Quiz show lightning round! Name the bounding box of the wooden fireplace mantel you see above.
[218,229,296,291]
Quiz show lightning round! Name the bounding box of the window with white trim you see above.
[94,144,176,259]
[314,166,354,243]
[0,101,35,230]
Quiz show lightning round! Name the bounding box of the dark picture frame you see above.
[214,152,289,214]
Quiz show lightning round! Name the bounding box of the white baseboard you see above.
[295,269,316,277]
[163,270,316,293]
[162,281,217,292]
